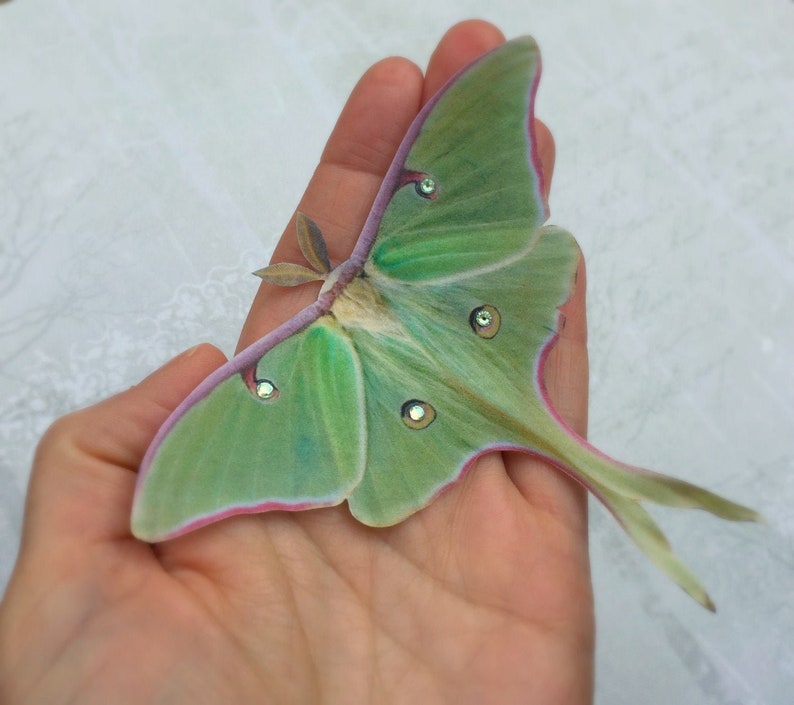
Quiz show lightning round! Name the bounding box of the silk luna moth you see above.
[131,37,759,609]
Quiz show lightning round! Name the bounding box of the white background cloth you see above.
[1,1,791,702]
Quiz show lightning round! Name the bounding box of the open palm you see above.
[0,21,593,705]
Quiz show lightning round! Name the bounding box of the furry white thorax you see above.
[329,275,407,337]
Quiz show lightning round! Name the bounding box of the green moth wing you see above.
[347,224,580,524]
[370,37,547,280]
[131,317,365,540]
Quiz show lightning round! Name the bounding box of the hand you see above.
[0,20,593,705]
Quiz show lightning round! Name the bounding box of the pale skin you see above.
[0,20,593,705]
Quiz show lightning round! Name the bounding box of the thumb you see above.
[21,344,227,553]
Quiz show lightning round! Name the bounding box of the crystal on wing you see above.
[255,379,279,401]
[401,399,436,430]
[416,177,437,197]
[469,305,501,339]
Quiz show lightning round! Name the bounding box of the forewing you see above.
[132,317,365,541]
[365,37,547,281]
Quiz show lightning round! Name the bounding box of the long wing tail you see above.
[532,414,761,610]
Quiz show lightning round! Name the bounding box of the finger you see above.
[237,57,424,351]
[21,344,227,555]
[535,121,556,199]
[422,20,506,101]
[505,257,590,529]
[546,258,589,438]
